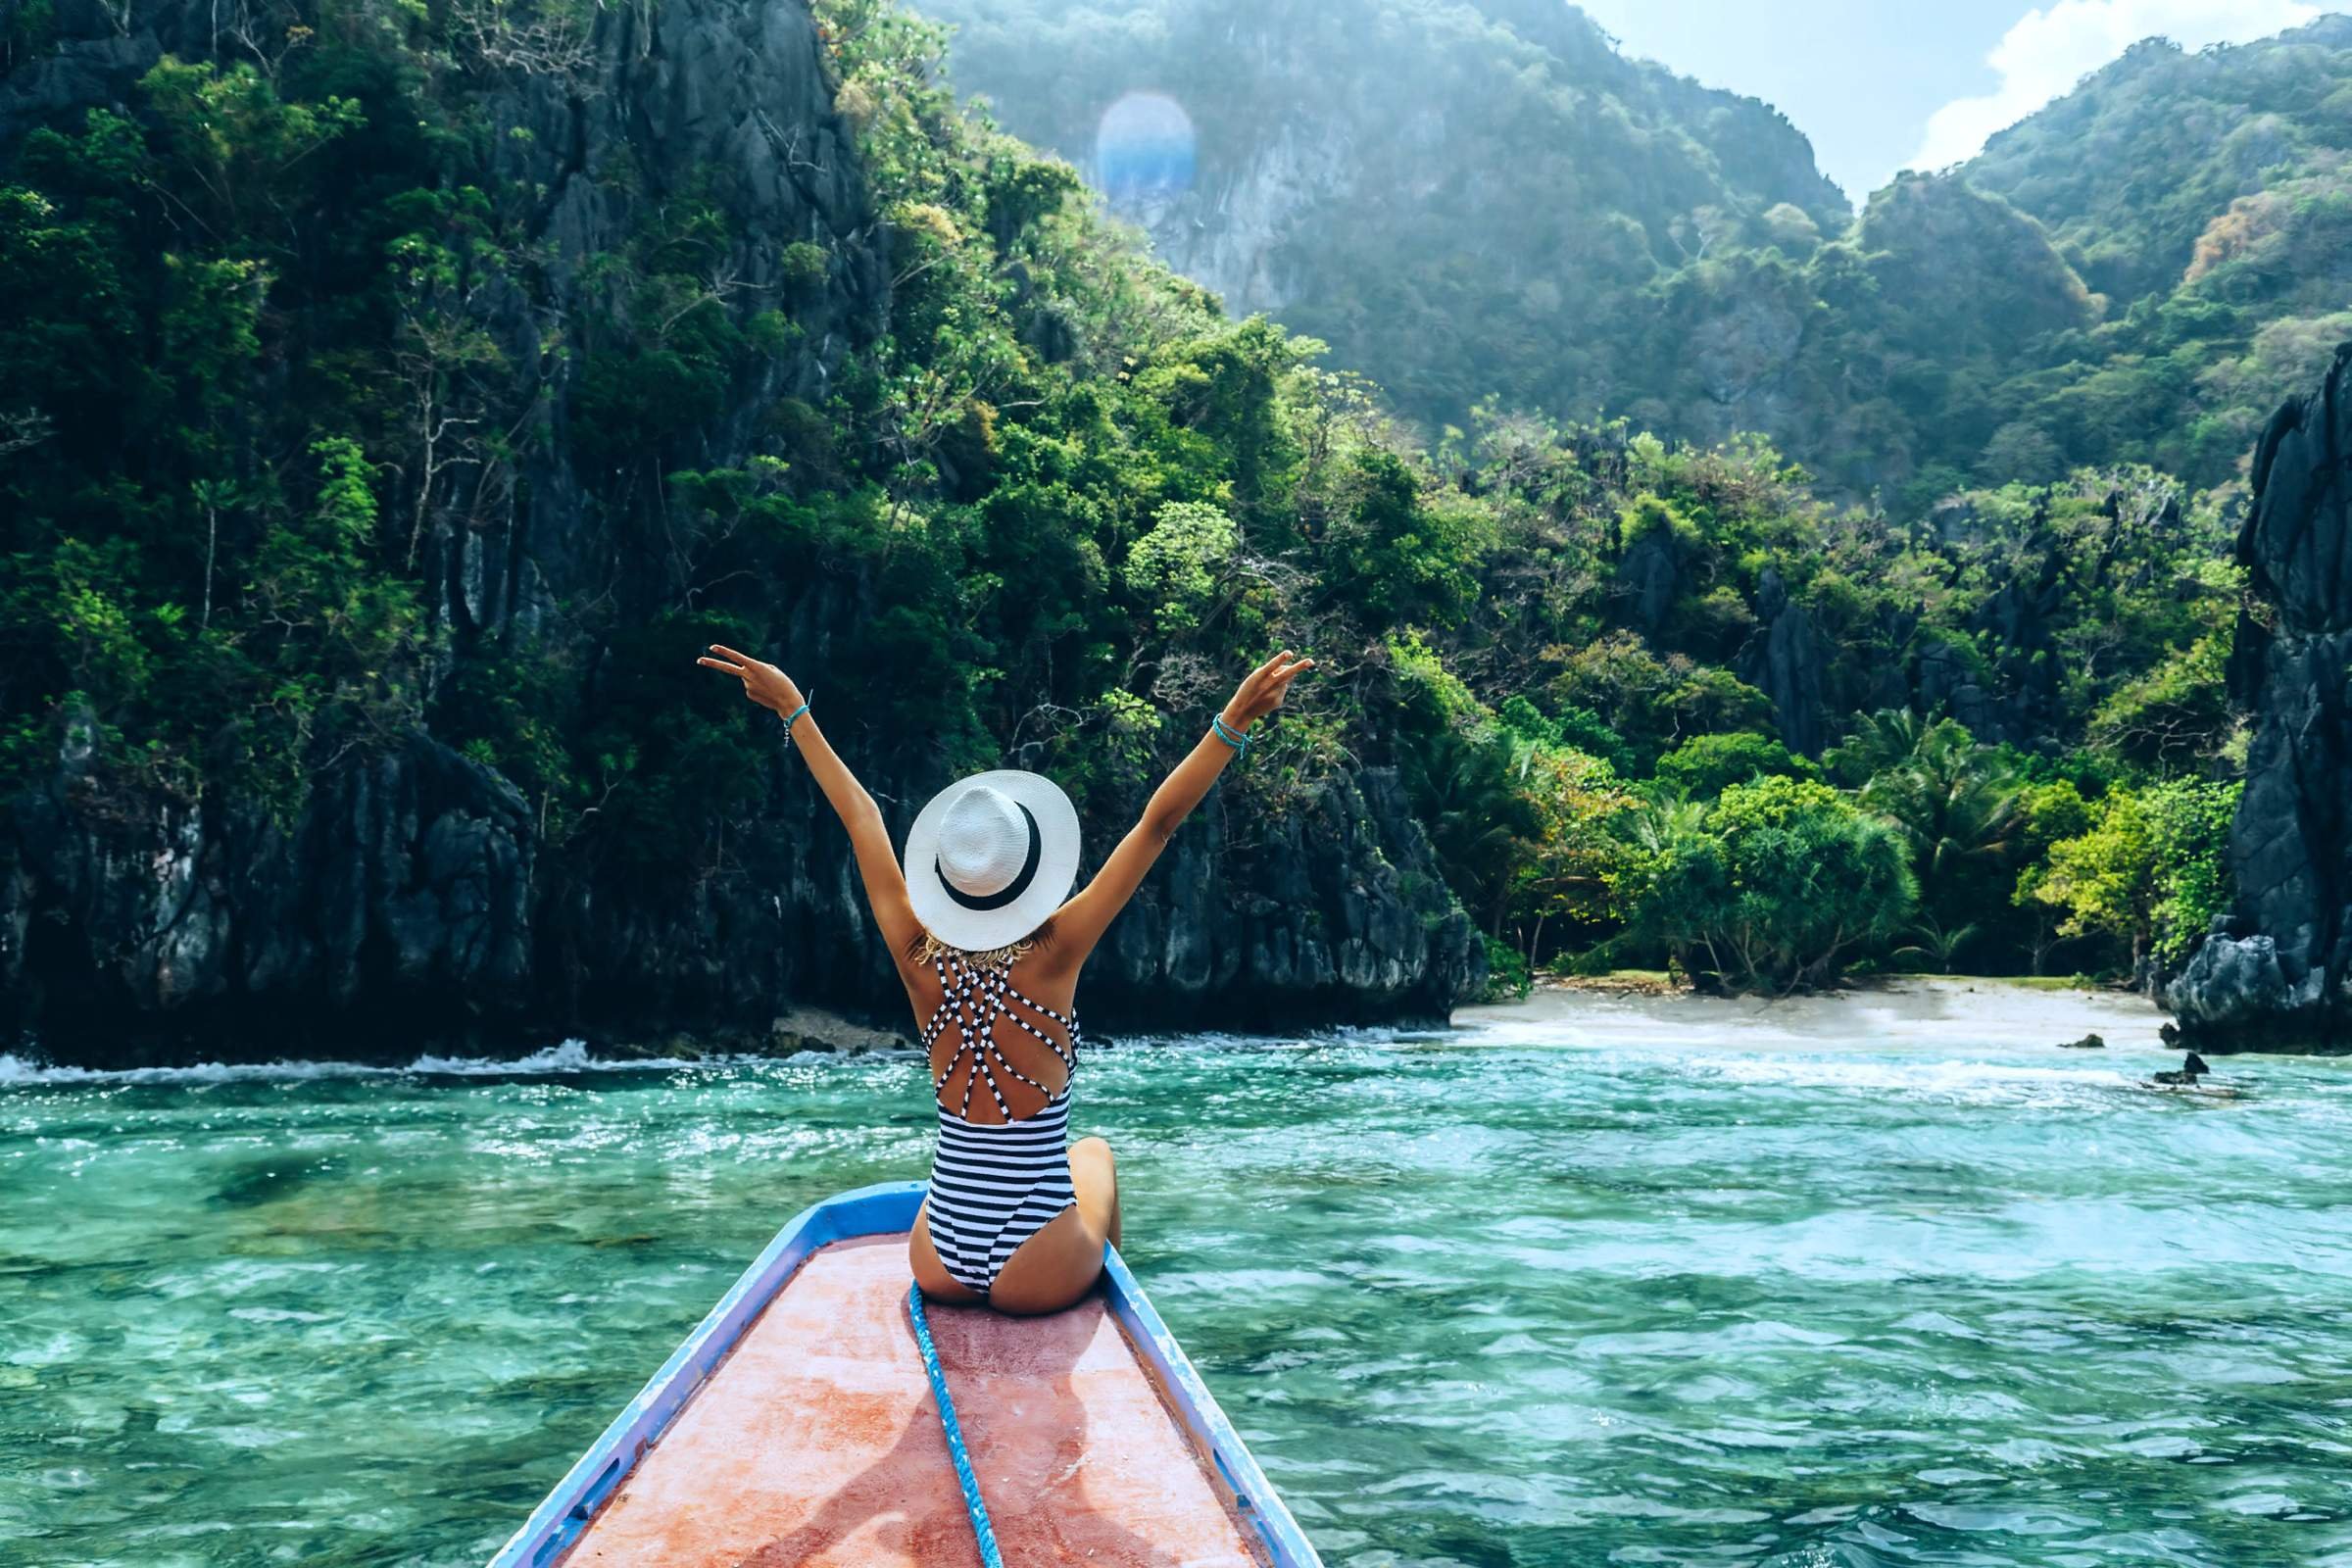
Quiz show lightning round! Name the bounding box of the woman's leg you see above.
[985,1138,1120,1315]
[1070,1135,1120,1251]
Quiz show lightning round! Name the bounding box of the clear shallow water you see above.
[4,993,2351,1568]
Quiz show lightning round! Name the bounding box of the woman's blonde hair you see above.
[906,917,1055,969]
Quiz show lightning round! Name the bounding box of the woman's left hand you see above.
[1222,649,1315,727]
[696,644,803,716]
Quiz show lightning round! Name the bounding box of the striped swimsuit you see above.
[921,953,1082,1296]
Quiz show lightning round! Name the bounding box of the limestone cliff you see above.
[0,0,1481,1067]
[2167,344,2352,1053]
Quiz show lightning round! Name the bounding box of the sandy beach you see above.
[1457,975,2176,1056]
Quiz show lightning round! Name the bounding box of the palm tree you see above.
[1824,707,1934,787]
[1622,793,1709,858]
[1894,912,1982,974]
[1404,727,1540,936]
[1853,714,2021,904]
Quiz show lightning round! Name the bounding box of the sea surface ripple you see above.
[3,983,2348,1566]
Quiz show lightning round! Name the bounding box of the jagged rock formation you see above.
[6,713,535,1040]
[1737,568,1827,759]
[2168,344,2352,1053]
[1907,529,2072,750]
[0,0,1481,1067]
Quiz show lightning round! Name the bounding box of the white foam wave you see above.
[0,1024,1389,1089]
[1095,1022,1435,1054]
[1695,1054,2137,1103]
[0,1039,699,1088]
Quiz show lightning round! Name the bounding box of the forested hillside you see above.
[0,0,2293,1063]
[1967,28,2352,306]
[924,3,2352,504]
[1,0,1492,1062]
[920,0,1849,453]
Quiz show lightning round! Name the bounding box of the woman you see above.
[694,643,1315,1313]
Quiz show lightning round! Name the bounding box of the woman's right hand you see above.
[1222,649,1315,728]
[696,643,803,716]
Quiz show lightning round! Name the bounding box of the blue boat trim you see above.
[1099,1245,1325,1567]
[489,1177,1322,1567]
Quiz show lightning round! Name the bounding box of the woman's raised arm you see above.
[1043,650,1315,975]
[695,643,922,961]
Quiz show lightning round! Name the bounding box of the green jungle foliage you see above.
[0,0,2256,999]
[921,3,2352,505]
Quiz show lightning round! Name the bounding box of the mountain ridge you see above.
[921,2,2352,502]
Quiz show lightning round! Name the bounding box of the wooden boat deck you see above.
[559,1233,1261,1567]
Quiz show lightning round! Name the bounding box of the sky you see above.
[1570,0,2327,206]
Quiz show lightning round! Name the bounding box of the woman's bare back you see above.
[906,950,1077,1124]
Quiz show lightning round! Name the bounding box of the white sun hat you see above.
[902,770,1083,953]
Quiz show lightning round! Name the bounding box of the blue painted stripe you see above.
[906,1282,1006,1568]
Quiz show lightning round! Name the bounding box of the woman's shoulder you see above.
[1006,952,1080,1018]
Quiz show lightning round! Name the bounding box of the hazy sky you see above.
[1570,0,2327,205]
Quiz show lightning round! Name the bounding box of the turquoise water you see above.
[4,993,2351,1568]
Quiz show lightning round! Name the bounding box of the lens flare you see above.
[1094,90,1196,203]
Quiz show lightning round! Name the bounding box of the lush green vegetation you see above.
[1966,28,2352,307]
[920,0,1851,454]
[923,4,2352,505]
[0,0,2256,1005]
[1383,425,2245,991]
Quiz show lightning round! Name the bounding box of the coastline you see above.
[1458,973,2177,1054]
[0,976,2190,1084]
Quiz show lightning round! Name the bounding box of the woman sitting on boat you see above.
[695,644,1314,1313]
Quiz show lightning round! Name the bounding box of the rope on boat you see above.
[906,1281,1005,1568]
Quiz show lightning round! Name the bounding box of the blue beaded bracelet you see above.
[1210,713,1250,754]
[781,699,811,746]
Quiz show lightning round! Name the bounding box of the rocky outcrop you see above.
[2,707,1476,1064]
[0,0,1483,1066]
[1097,767,1478,1025]
[1965,552,2069,744]
[1738,568,1828,758]
[1615,522,1689,640]
[1908,536,2069,750]
[3,711,536,1062]
[2167,344,2352,1053]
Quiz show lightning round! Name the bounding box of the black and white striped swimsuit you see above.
[921,953,1081,1296]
